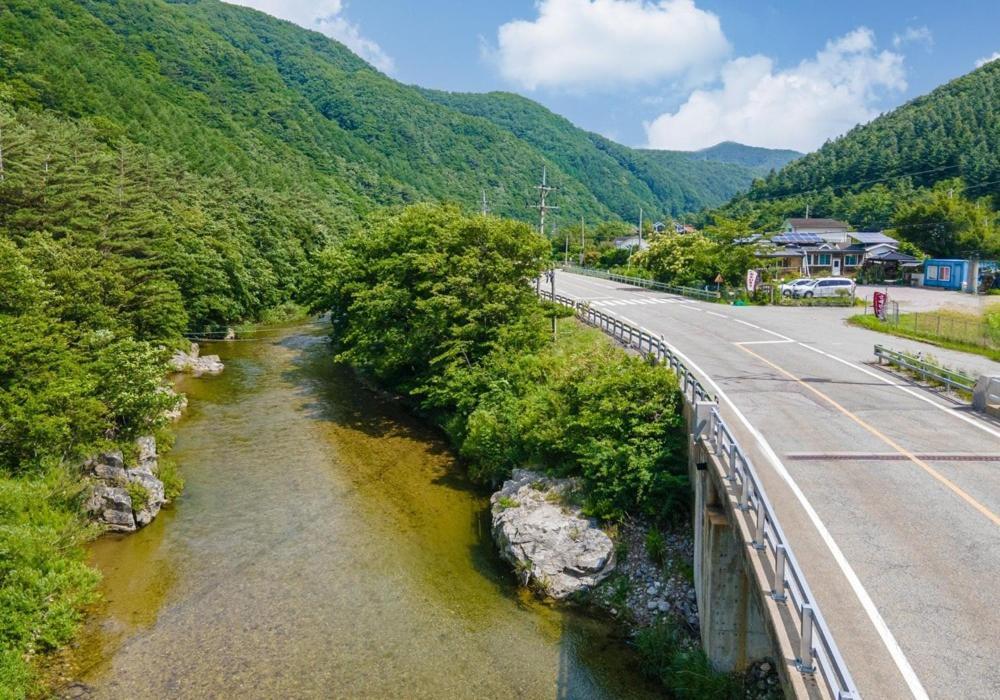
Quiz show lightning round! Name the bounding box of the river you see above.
[63,327,660,699]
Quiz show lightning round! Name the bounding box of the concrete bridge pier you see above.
[689,412,773,672]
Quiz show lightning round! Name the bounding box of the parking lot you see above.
[855,284,997,312]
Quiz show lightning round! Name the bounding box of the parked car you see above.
[780,278,813,296]
[792,277,856,298]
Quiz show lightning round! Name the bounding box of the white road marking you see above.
[562,276,930,698]
[797,343,1000,441]
[706,311,727,318]
[735,340,797,346]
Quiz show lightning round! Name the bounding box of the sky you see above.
[226,1,1000,154]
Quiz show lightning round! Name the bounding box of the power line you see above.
[737,163,965,206]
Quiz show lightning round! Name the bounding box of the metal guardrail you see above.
[561,264,722,302]
[541,287,860,700]
[697,406,859,700]
[874,344,976,394]
[542,290,711,403]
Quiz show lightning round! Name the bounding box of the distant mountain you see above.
[682,142,802,173]
[0,0,791,226]
[420,89,796,216]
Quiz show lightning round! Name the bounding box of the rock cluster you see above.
[601,521,699,628]
[84,436,167,533]
[169,342,224,376]
[743,659,783,700]
[490,470,616,600]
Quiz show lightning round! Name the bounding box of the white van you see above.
[792,278,856,298]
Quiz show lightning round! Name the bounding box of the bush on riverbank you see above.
[309,204,689,521]
[635,620,743,699]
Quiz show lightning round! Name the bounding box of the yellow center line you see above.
[737,344,1000,527]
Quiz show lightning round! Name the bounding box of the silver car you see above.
[793,277,856,298]
[780,278,813,296]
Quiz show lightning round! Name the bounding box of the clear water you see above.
[67,328,660,699]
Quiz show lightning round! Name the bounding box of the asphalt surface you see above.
[555,271,1000,700]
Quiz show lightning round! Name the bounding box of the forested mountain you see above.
[682,142,801,173]
[0,0,774,231]
[420,89,791,216]
[709,60,1000,257]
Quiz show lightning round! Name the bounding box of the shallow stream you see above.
[66,327,659,698]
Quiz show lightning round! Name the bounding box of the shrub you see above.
[634,620,742,700]
[645,529,666,565]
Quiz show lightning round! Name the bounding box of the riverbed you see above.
[61,327,660,698]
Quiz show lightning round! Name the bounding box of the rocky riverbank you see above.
[84,436,167,533]
[170,342,224,376]
[489,473,783,699]
[490,470,616,600]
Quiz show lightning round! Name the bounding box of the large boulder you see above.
[85,437,168,532]
[169,342,224,376]
[84,485,136,533]
[490,470,616,600]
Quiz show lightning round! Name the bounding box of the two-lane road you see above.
[555,271,1000,700]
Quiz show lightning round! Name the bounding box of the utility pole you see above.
[805,203,811,219]
[535,166,558,237]
[638,207,644,250]
[579,217,586,266]
[564,230,569,264]
[0,122,5,183]
[481,189,489,216]
[550,266,557,341]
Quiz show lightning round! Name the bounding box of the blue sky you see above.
[228,1,1000,153]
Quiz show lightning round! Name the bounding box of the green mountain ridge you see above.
[684,142,803,172]
[707,60,1000,258]
[0,0,793,227]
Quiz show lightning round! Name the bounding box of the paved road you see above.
[555,271,1000,700]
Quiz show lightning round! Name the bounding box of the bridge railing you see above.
[701,406,858,700]
[540,288,860,700]
[560,264,722,301]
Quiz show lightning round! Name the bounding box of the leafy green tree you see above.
[308,204,549,394]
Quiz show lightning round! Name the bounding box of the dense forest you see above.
[420,90,800,217]
[704,60,1000,258]
[0,0,788,229]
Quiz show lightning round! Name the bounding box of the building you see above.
[923,259,969,290]
[760,230,900,276]
[612,235,649,251]
[783,217,850,244]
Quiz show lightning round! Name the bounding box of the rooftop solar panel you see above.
[849,231,896,244]
[772,233,823,245]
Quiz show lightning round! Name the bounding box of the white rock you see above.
[490,470,615,600]
[170,342,224,376]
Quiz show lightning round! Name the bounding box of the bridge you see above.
[546,269,1000,700]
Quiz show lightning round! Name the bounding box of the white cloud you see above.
[892,25,933,50]
[491,0,730,91]
[645,28,906,152]
[975,52,1000,68]
[225,1,394,73]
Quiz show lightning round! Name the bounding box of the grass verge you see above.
[848,313,1000,362]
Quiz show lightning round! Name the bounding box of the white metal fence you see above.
[540,288,860,700]
[561,264,723,301]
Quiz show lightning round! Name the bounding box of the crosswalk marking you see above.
[590,297,692,307]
